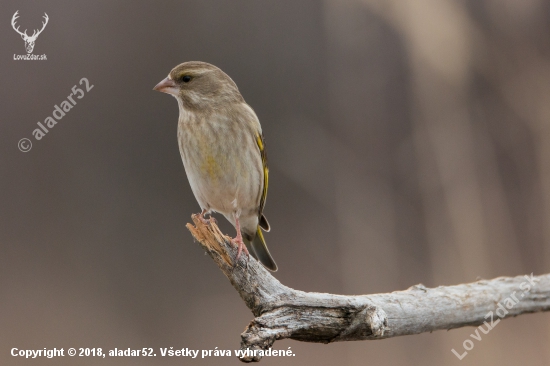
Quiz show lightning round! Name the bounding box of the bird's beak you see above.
[153,77,178,96]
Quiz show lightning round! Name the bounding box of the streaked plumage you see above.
[153,61,277,271]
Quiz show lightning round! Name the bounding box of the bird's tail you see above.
[244,227,278,272]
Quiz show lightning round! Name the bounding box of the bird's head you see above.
[153,61,243,110]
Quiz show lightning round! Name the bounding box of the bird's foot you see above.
[230,215,250,268]
[231,236,250,265]
[197,209,215,225]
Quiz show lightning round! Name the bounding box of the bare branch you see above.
[186,215,550,363]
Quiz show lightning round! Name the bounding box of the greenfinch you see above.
[153,61,277,271]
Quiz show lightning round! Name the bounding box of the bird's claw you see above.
[232,237,250,267]
[197,210,215,225]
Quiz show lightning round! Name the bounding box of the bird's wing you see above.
[255,132,269,216]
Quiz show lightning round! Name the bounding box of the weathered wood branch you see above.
[186,215,550,363]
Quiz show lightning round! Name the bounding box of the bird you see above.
[153,61,277,271]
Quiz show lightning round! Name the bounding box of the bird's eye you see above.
[182,75,191,83]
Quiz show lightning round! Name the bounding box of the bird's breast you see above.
[177,110,262,216]
[179,115,249,175]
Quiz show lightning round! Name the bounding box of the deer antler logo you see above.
[11,11,49,54]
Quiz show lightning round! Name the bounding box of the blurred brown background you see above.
[2,0,550,365]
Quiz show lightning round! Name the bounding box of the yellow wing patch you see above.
[256,134,268,214]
